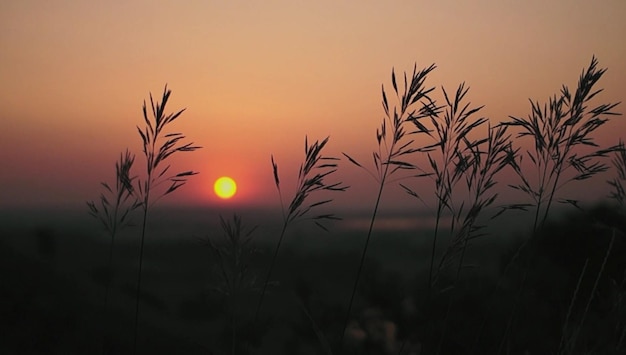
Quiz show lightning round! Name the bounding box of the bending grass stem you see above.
[254,221,288,324]
[569,227,615,352]
[339,163,390,349]
[133,186,151,355]
[428,204,444,291]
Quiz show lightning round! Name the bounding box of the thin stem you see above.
[133,144,154,354]
[101,208,118,355]
[540,158,565,230]
[254,220,288,324]
[558,258,589,354]
[498,257,530,355]
[339,172,388,349]
[569,227,615,352]
[133,196,150,355]
[428,204,444,290]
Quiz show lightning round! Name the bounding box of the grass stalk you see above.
[87,149,140,354]
[339,172,387,347]
[131,85,200,354]
[476,56,621,350]
[567,227,615,353]
[435,125,513,353]
[341,63,439,349]
[558,258,589,354]
[205,214,259,354]
[254,219,288,324]
[254,136,346,326]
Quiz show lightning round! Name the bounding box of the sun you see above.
[214,176,237,199]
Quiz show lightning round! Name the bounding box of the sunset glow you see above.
[3,2,626,354]
[0,0,624,209]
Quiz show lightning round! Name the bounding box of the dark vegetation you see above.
[2,57,625,354]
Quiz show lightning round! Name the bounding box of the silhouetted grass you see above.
[256,136,347,325]
[341,63,439,350]
[204,214,259,354]
[489,56,622,352]
[500,56,621,232]
[75,56,626,354]
[87,149,140,353]
[133,85,200,354]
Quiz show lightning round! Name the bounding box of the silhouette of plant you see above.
[340,63,440,349]
[555,139,626,354]
[88,150,140,236]
[499,56,621,232]
[205,214,259,354]
[382,80,516,353]
[491,56,622,351]
[399,83,515,291]
[87,149,140,353]
[132,85,201,353]
[76,56,626,355]
[435,125,514,352]
[254,136,347,324]
[442,125,514,281]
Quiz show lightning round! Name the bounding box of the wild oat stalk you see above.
[87,149,140,353]
[401,82,512,290]
[558,258,589,355]
[340,63,440,348]
[392,81,514,352]
[205,214,258,355]
[555,142,626,354]
[433,124,514,353]
[439,125,514,283]
[254,136,347,324]
[491,56,621,353]
[499,56,621,232]
[567,228,615,354]
[132,85,201,353]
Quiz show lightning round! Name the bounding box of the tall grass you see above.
[558,140,626,354]
[500,56,621,231]
[205,214,258,354]
[87,149,140,353]
[254,136,347,324]
[132,85,200,353]
[399,83,515,290]
[340,63,440,349]
[485,56,622,353]
[383,79,516,352]
[80,57,626,354]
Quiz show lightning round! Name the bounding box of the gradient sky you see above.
[1,0,625,212]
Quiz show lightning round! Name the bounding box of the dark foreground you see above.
[1,204,625,354]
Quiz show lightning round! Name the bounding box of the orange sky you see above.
[1,0,625,212]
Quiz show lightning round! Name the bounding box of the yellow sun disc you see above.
[214,176,237,199]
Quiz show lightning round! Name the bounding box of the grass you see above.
[133,85,201,353]
[489,56,622,352]
[341,63,439,350]
[204,214,259,354]
[499,56,621,232]
[69,56,626,354]
[87,149,140,353]
[257,136,347,330]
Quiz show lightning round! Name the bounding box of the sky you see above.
[1,0,626,214]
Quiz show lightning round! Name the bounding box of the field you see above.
[2,57,626,354]
[2,203,625,354]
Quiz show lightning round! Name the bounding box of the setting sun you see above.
[214,176,237,199]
